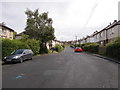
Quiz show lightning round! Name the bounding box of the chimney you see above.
[114,20,117,22]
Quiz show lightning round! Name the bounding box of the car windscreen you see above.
[12,50,24,55]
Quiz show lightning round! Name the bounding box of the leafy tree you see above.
[13,32,17,39]
[25,8,55,43]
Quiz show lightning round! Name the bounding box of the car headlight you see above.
[13,56,20,59]
[4,57,7,59]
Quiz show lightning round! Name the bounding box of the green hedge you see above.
[55,44,63,52]
[26,39,40,55]
[83,43,99,53]
[105,37,120,60]
[70,44,75,48]
[2,39,40,59]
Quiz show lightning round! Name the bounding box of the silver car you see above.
[4,49,34,63]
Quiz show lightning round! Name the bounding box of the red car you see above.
[75,47,83,52]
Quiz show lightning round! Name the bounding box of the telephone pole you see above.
[75,36,77,46]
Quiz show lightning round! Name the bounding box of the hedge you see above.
[82,43,99,53]
[2,39,40,59]
[105,37,120,60]
[26,39,40,55]
[55,44,63,52]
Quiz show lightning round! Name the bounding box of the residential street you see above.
[2,46,118,88]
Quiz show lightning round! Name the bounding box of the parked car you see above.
[75,47,83,52]
[4,49,34,63]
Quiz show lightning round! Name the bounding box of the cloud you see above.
[1,0,119,41]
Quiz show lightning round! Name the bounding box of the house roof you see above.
[105,20,120,30]
[0,23,14,32]
[16,31,26,36]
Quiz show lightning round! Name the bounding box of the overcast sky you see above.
[0,0,119,41]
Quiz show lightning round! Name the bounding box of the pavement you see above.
[83,52,120,64]
[2,46,118,88]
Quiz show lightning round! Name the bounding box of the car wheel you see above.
[30,57,32,60]
[19,57,23,63]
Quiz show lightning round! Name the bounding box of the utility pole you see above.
[75,36,77,47]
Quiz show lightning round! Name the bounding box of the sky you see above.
[0,0,119,41]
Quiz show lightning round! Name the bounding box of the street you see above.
[2,46,118,88]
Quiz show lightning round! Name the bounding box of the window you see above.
[111,28,114,34]
[2,28,6,35]
[109,28,114,35]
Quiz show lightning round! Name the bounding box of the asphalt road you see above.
[2,46,118,88]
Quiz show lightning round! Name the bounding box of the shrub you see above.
[83,43,99,53]
[55,44,63,52]
[2,39,29,59]
[2,38,40,59]
[26,39,40,55]
[70,44,75,48]
[75,43,81,47]
[105,37,120,60]
[62,44,66,48]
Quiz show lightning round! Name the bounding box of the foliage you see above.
[62,44,66,48]
[105,37,120,60]
[55,44,63,52]
[75,43,81,47]
[70,44,75,48]
[26,39,40,54]
[13,32,17,39]
[83,43,99,53]
[2,39,29,59]
[25,8,55,43]
[2,38,40,59]
[39,43,48,54]
[20,34,29,41]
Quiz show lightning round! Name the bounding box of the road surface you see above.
[2,46,118,88]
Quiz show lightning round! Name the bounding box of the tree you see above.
[25,8,55,53]
[13,32,17,39]
[25,8,55,43]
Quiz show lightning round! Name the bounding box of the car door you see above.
[22,50,28,60]
[27,50,31,59]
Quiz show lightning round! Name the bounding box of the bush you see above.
[83,43,99,53]
[2,39,29,59]
[105,37,120,60]
[75,43,81,47]
[55,44,63,52]
[70,44,75,48]
[62,44,66,48]
[26,39,40,55]
[2,38,40,59]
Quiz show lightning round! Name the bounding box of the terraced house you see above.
[79,20,120,46]
[0,23,14,40]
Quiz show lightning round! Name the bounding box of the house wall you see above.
[99,30,106,41]
[107,25,119,42]
[52,40,56,47]
[94,34,100,43]
[89,36,94,42]
[0,25,14,39]
[15,36,22,39]
[86,37,90,43]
